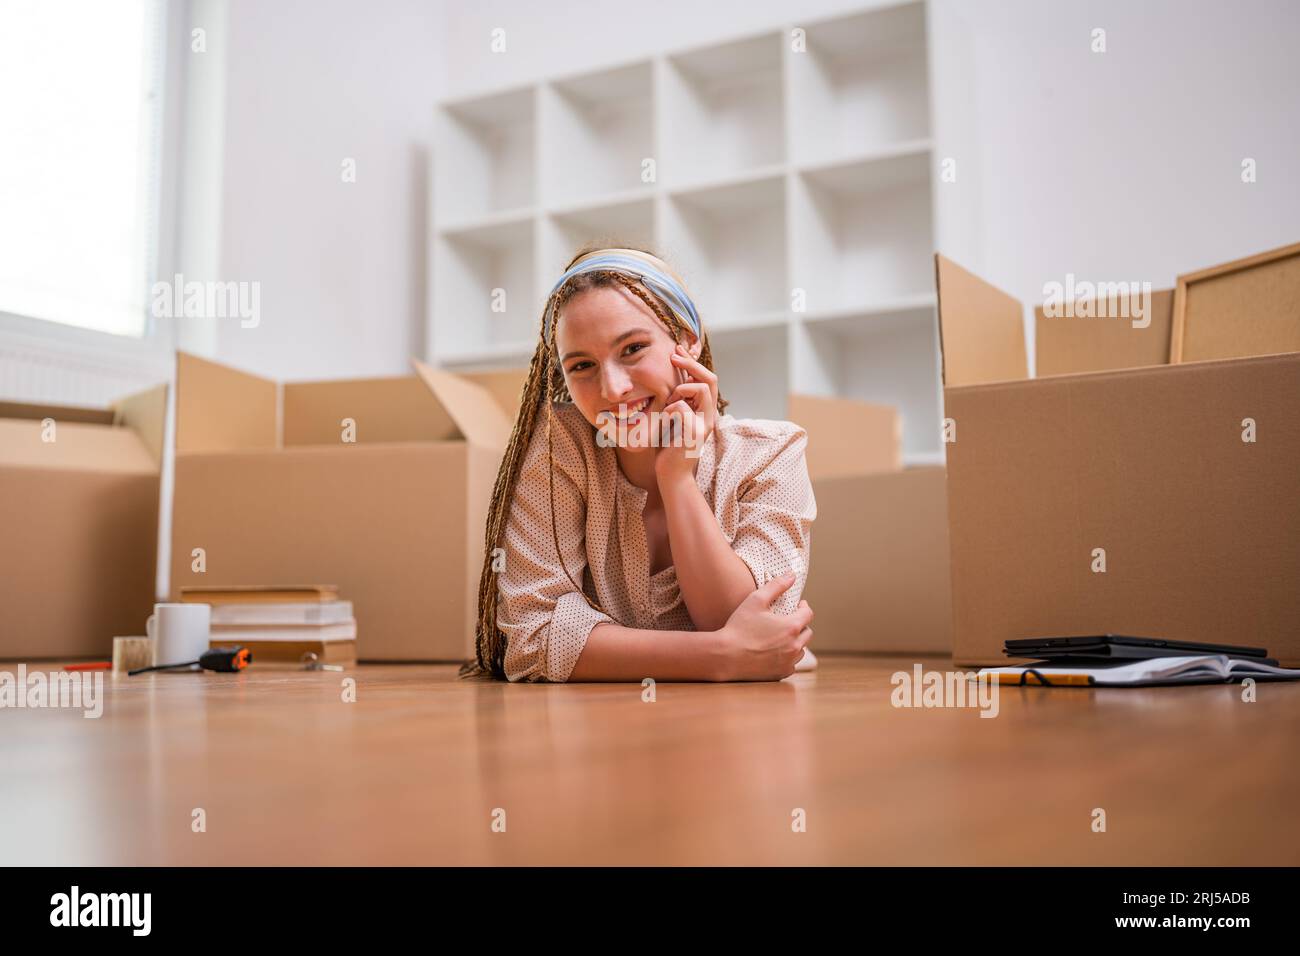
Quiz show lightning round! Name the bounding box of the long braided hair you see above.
[458,242,727,680]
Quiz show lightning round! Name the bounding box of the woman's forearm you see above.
[658,469,756,630]
[567,621,727,682]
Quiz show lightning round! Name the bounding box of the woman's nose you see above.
[600,365,633,403]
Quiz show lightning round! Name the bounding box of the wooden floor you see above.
[3,654,1298,865]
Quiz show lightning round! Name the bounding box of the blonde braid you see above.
[458,309,555,680]
[543,291,611,616]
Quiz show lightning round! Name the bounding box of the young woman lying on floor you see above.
[460,244,816,683]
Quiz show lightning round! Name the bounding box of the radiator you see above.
[0,332,171,408]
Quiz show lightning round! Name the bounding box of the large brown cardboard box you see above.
[793,394,952,655]
[936,254,1300,667]
[169,353,521,661]
[0,386,167,659]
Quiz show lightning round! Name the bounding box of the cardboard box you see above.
[801,465,952,655]
[0,386,166,659]
[787,394,901,480]
[936,254,1300,667]
[169,353,520,661]
[794,395,953,655]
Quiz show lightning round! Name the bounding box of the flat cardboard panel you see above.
[944,352,1300,667]
[802,467,951,654]
[171,444,472,661]
[1035,289,1174,377]
[934,254,1029,386]
[112,383,169,466]
[0,418,156,472]
[411,359,512,451]
[788,393,901,480]
[460,368,528,423]
[1173,241,1300,363]
[176,351,278,454]
[0,467,159,658]
[282,376,460,446]
[0,401,114,425]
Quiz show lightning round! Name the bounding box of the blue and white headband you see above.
[543,249,702,341]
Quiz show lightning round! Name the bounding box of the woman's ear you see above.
[686,332,704,359]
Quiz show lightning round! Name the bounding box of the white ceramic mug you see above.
[147,603,211,668]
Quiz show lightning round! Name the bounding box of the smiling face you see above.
[556,283,702,452]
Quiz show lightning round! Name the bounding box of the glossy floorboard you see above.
[3,655,1296,865]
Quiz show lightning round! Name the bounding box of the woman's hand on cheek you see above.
[656,345,718,480]
[654,399,702,481]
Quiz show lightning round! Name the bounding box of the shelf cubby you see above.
[791,147,934,313]
[787,0,930,166]
[662,174,787,326]
[540,61,655,207]
[433,216,535,357]
[708,323,790,422]
[540,196,657,300]
[660,33,785,188]
[434,87,536,225]
[793,303,943,460]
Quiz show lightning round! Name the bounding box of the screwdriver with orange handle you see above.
[129,646,252,676]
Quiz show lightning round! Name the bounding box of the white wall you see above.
[203,0,442,381]
[929,0,1300,358]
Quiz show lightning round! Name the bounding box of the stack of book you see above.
[180,585,357,666]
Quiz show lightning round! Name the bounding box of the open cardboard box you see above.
[793,394,953,656]
[169,353,523,661]
[936,250,1300,667]
[0,386,167,658]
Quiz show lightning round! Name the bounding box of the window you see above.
[0,0,167,338]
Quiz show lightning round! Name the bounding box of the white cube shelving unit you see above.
[429,0,943,462]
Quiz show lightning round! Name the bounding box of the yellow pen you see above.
[989,670,1095,686]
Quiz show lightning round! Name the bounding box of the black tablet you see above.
[1004,634,1271,661]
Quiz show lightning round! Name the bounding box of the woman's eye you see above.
[624,342,648,357]
[568,361,593,373]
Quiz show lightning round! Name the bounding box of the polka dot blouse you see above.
[496,400,817,682]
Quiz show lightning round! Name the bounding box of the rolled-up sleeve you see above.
[496,404,614,682]
[730,425,817,616]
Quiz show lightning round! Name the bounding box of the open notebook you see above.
[979,655,1300,687]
